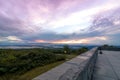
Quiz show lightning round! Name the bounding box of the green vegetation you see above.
[99,44,120,51]
[100,44,119,49]
[0,46,88,80]
[0,61,65,80]
[63,45,70,54]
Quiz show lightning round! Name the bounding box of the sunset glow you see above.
[53,36,107,44]
[35,40,46,43]
[52,39,89,44]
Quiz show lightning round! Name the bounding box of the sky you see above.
[0,0,120,45]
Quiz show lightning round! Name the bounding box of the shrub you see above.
[0,67,7,74]
[0,48,67,74]
[56,55,66,61]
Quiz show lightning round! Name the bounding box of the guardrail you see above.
[33,47,98,80]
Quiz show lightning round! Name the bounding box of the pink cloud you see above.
[50,36,107,44]
[35,39,46,43]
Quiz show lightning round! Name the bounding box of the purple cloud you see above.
[0,0,120,45]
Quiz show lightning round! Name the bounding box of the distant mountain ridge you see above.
[0,43,98,49]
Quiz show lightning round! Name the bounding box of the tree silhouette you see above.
[63,45,70,54]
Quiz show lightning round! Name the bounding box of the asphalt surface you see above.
[93,50,120,80]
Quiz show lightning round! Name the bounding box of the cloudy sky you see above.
[0,0,120,45]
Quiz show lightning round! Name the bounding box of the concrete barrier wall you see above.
[33,47,98,80]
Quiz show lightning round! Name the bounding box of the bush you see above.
[0,67,7,74]
[75,47,88,54]
[0,48,67,74]
[9,67,18,73]
[56,54,66,61]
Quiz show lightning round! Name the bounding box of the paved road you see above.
[93,50,120,80]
